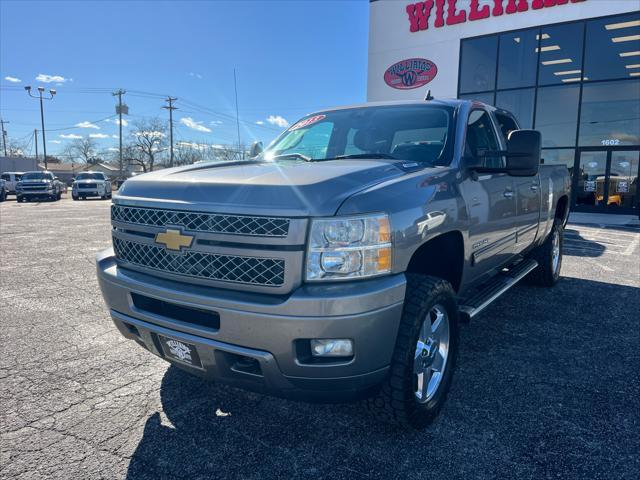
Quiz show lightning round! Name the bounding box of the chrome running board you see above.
[458,258,538,322]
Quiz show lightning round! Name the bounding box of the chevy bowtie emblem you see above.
[155,229,194,252]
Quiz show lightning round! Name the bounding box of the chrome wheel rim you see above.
[414,304,450,404]
[552,229,561,274]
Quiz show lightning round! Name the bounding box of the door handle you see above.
[530,184,539,191]
[503,190,514,198]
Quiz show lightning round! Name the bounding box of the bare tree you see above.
[5,138,28,157]
[65,136,98,164]
[173,141,205,166]
[129,118,167,172]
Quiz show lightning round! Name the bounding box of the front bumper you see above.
[96,249,406,401]
[74,189,104,197]
[19,190,55,198]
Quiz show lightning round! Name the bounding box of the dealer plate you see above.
[158,335,203,368]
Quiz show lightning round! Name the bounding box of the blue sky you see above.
[0,0,369,157]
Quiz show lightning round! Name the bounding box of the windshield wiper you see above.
[270,153,313,162]
[328,153,398,160]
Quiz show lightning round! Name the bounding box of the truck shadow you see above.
[125,277,640,480]
[563,228,606,257]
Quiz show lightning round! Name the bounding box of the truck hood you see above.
[116,160,410,217]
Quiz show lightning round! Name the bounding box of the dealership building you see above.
[368,0,640,214]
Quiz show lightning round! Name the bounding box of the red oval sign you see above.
[384,58,438,90]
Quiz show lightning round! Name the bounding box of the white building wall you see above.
[368,0,637,101]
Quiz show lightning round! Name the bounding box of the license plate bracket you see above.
[158,335,203,369]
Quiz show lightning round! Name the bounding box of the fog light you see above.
[310,339,353,357]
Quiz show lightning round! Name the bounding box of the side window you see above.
[494,112,519,143]
[1,174,9,181]
[465,110,503,169]
[15,174,22,181]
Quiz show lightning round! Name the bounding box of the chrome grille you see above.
[111,205,290,237]
[113,237,285,287]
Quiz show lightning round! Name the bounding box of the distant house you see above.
[37,162,77,184]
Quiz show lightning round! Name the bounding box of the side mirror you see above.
[506,130,541,177]
[249,141,264,158]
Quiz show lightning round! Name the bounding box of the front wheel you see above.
[366,274,459,429]
[526,220,563,287]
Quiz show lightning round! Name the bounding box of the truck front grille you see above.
[113,237,285,287]
[111,205,290,237]
[79,183,97,189]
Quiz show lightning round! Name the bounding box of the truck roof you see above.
[309,98,488,115]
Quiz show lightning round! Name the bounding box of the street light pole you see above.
[25,86,56,169]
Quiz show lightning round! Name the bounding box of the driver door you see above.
[459,109,516,282]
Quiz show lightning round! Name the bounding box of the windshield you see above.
[76,173,105,180]
[21,172,52,181]
[261,105,455,165]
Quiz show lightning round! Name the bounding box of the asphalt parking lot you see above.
[1,196,639,480]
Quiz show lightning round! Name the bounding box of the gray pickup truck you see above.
[16,171,63,202]
[97,99,570,428]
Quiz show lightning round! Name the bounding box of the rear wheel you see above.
[72,194,79,201]
[526,220,563,287]
[366,274,459,429]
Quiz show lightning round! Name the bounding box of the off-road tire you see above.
[526,220,563,287]
[366,274,459,429]
[72,195,79,201]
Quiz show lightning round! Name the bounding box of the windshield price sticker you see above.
[584,180,596,192]
[601,139,620,146]
[289,115,326,131]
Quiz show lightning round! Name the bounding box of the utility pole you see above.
[112,89,126,179]
[163,97,177,168]
[34,129,39,161]
[25,86,56,169]
[0,118,8,157]
[233,69,242,160]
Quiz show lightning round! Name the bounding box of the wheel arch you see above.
[555,194,569,226]
[405,230,465,293]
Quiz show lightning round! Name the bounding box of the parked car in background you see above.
[16,171,63,202]
[0,172,24,195]
[0,178,6,202]
[97,99,571,429]
[72,172,112,200]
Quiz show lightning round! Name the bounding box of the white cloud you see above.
[107,147,119,152]
[4,76,21,83]
[89,133,109,139]
[266,115,289,128]
[180,117,212,133]
[255,120,264,125]
[112,135,119,139]
[189,72,203,79]
[60,133,82,139]
[209,120,223,126]
[36,73,68,83]
[75,121,100,129]
[106,118,128,127]
[49,140,61,144]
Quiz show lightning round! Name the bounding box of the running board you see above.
[458,258,538,322]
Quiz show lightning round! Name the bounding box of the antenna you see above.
[424,89,434,101]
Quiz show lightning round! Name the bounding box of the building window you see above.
[537,22,585,86]
[459,36,498,94]
[495,88,535,129]
[497,28,538,90]
[584,12,640,82]
[458,92,494,105]
[535,85,580,148]
[579,80,640,146]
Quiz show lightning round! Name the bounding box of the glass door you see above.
[574,149,639,214]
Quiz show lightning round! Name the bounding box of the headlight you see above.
[306,213,391,281]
